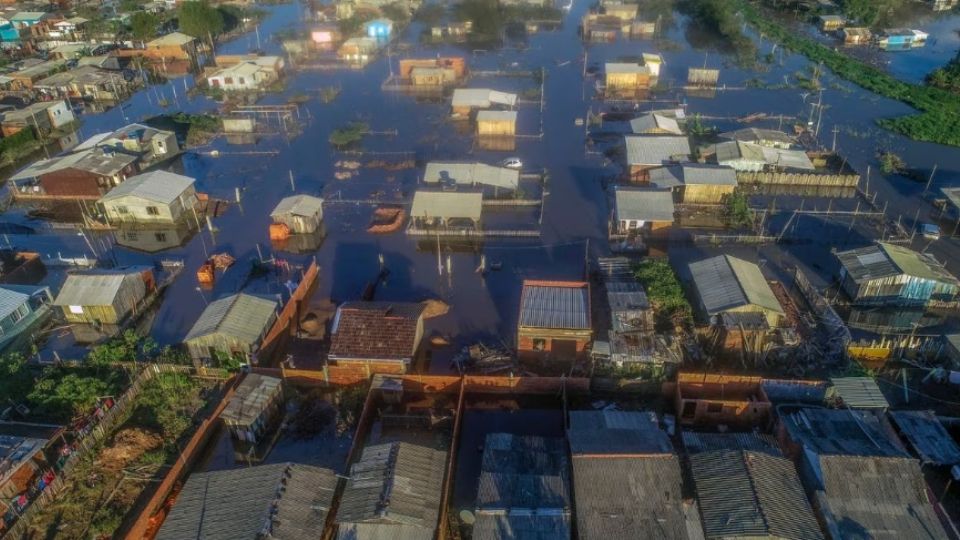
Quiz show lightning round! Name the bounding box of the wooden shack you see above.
[182,293,279,366]
[605,63,651,92]
[843,27,871,45]
[53,268,154,325]
[220,373,284,444]
[476,110,517,136]
[819,15,844,32]
[399,57,467,85]
[270,194,324,234]
[687,68,720,88]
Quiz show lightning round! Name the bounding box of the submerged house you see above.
[423,161,519,192]
[630,113,682,135]
[647,164,738,204]
[270,194,324,234]
[143,32,198,61]
[409,190,484,232]
[53,267,154,325]
[0,100,74,137]
[182,293,279,365]
[0,284,52,352]
[718,127,795,149]
[843,27,872,45]
[517,280,592,360]
[207,56,283,91]
[336,442,447,540]
[474,434,571,539]
[398,57,467,86]
[605,62,651,92]
[836,242,960,307]
[156,462,337,540]
[328,301,424,373]
[568,410,702,539]
[476,110,517,136]
[688,254,784,327]
[98,170,197,225]
[624,135,691,181]
[337,37,379,64]
[612,187,675,233]
[95,123,179,166]
[714,141,814,172]
[683,432,824,540]
[220,374,284,445]
[450,88,517,115]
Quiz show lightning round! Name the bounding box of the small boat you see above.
[367,206,406,234]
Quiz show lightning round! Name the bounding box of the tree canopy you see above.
[130,12,161,42]
[178,1,225,42]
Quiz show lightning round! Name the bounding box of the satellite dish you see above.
[459,510,476,525]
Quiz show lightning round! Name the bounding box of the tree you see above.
[178,1,224,43]
[130,12,160,42]
[725,191,753,228]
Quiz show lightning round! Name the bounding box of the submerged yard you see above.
[23,372,222,539]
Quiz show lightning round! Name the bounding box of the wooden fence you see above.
[737,171,860,188]
[1,364,227,540]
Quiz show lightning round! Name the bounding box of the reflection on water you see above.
[114,221,198,253]
[845,305,947,334]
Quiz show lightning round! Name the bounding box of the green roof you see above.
[879,242,956,283]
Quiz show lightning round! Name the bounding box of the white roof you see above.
[0,286,30,321]
[210,62,263,80]
[410,190,483,221]
[606,62,648,74]
[758,146,815,170]
[271,194,324,218]
[423,162,519,190]
[451,88,517,109]
[148,32,196,47]
[100,170,195,204]
[476,110,517,123]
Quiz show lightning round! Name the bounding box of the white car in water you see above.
[501,158,523,170]
[920,223,941,241]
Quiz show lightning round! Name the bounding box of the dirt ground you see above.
[96,428,163,472]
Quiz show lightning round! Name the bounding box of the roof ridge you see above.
[740,450,774,536]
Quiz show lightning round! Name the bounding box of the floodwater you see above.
[14,0,960,361]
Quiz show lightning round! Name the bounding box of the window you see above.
[532,338,546,351]
[68,305,84,314]
[224,77,234,84]
[124,232,138,241]
[116,205,128,214]
[9,307,23,323]
[154,232,167,242]
[706,402,723,413]
[145,206,160,216]
[238,77,246,85]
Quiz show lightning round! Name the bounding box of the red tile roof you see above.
[328,302,423,361]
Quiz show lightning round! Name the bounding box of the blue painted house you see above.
[0,24,20,44]
[836,242,960,307]
[365,18,393,39]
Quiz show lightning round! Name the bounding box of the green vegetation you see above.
[927,53,960,94]
[682,0,756,63]
[879,150,906,174]
[739,0,960,146]
[381,2,411,24]
[686,113,717,137]
[0,128,40,166]
[178,0,225,43]
[26,372,216,539]
[129,12,161,42]
[725,190,753,228]
[338,12,375,37]
[320,86,341,103]
[171,112,221,145]
[633,259,693,330]
[414,3,446,25]
[329,122,370,147]
[838,0,906,28]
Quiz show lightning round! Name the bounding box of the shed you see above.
[836,242,960,307]
[630,113,682,135]
[889,410,960,466]
[328,301,424,372]
[624,135,691,180]
[688,254,784,327]
[409,190,483,228]
[819,14,845,31]
[53,268,153,325]
[182,293,279,365]
[648,164,738,204]
[270,194,324,234]
[642,53,664,77]
[474,433,571,539]
[451,88,517,115]
[99,170,197,225]
[476,110,517,136]
[156,462,337,540]
[220,374,284,444]
[827,376,889,410]
[423,161,519,191]
[517,280,592,360]
[843,27,872,44]
[687,67,719,87]
[604,62,650,91]
[613,187,674,233]
[336,442,447,540]
[568,411,702,540]
[683,432,824,540]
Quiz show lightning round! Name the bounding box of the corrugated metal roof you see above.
[423,162,519,190]
[472,513,571,540]
[624,135,691,166]
[53,269,144,307]
[270,194,324,219]
[476,110,517,123]
[451,88,517,108]
[183,293,278,345]
[156,462,337,540]
[518,280,590,330]
[220,374,282,426]
[783,408,908,458]
[614,187,675,222]
[680,164,738,186]
[760,379,828,403]
[630,113,682,135]
[410,190,483,221]
[337,442,446,538]
[759,146,815,171]
[100,170,195,204]
[606,62,647,74]
[568,410,672,455]
[818,455,950,540]
[571,455,703,540]
[647,166,685,189]
[828,377,890,409]
[147,31,196,47]
[476,433,569,510]
[715,140,765,164]
[890,410,960,466]
[719,128,796,146]
[688,255,783,317]
[687,440,824,540]
[0,286,30,321]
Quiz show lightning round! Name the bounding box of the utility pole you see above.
[831,125,839,152]
[923,164,937,196]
